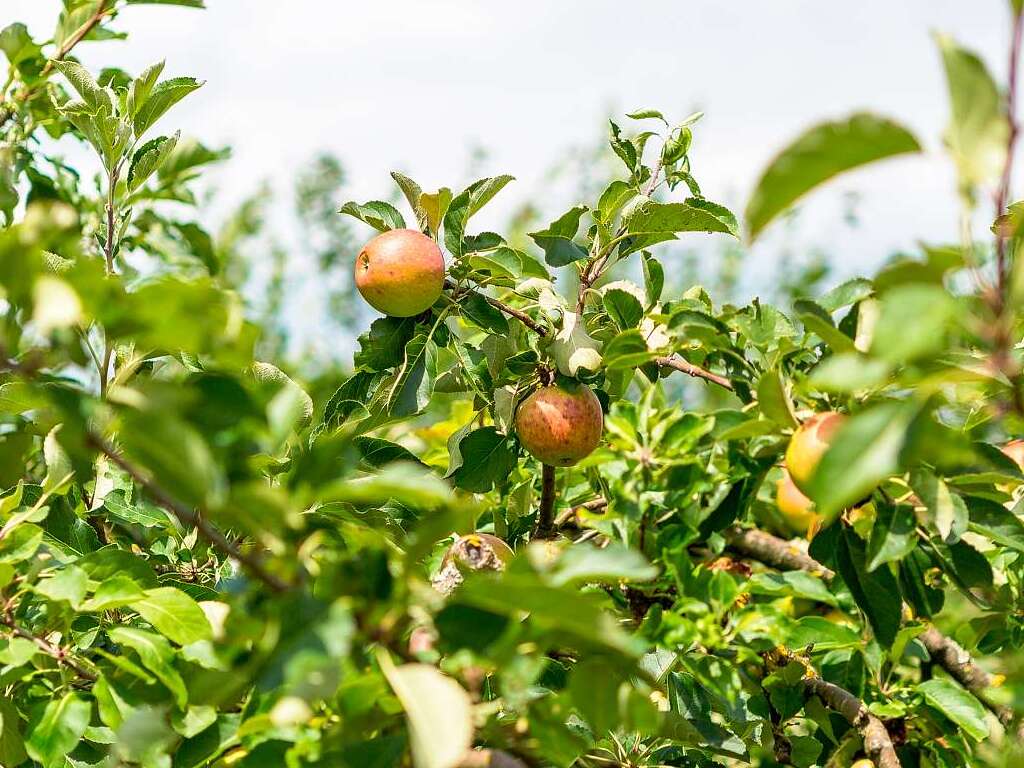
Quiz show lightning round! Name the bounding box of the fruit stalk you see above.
[535,464,557,539]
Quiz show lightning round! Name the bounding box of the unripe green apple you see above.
[515,382,603,466]
[354,228,444,317]
[776,469,819,536]
[785,411,846,493]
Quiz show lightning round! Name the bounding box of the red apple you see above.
[354,228,444,317]
[515,382,603,467]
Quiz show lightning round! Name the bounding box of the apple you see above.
[785,411,846,493]
[354,228,444,317]
[851,760,875,768]
[776,469,819,536]
[1001,439,1024,470]
[515,381,603,466]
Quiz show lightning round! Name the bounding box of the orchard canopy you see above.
[2,2,1024,768]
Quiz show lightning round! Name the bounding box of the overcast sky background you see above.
[4,0,1015,320]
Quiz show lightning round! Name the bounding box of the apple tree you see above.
[0,2,1023,768]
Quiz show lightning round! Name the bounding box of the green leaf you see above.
[355,437,424,468]
[82,574,147,611]
[456,571,641,657]
[747,572,837,606]
[936,33,1008,194]
[603,285,644,331]
[866,499,917,571]
[339,200,406,232]
[596,179,640,224]
[836,527,902,648]
[118,410,225,510]
[965,496,1024,552]
[0,696,27,768]
[807,401,917,519]
[133,76,204,137]
[808,353,891,393]
[546,543,656,586]
[869,284,958,363]
[382,662,473,768]
[35,564,88,608]
[528,206,589,267]
[602,329,655,371]
[355,316,416,371]
[756,368,797,427]
[132,586,213,645]
[391,170,427,231]
[745,113,921,241]
[794,299,855,352]
[128,132,179,190]
[102,491,172,528]
[420,187,453,238]
[459,292,509,335]
[625,199,738,239]
[446,427,517,493]
[108,626,189,709]
[910,469,968,543]
[918,678,989,741]
[787,616,860,650]
[0,636,38,666]
[26,692,91,768]
[51,59,109,111]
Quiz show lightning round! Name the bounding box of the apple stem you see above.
[535,464,557,539]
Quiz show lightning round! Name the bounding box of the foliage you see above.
[0,2,1023,768]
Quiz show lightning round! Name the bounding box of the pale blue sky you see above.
[5,1,1015,301]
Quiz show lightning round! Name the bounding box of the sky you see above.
[4,0,1016,305]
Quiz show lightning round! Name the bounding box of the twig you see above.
[995,8,1024,303]
[802,670,900,768]
[725,526,833,578]
[654,355,733,391]
[89,435,293,593]
[918,626,1015,727]
[534,464,557,539]
[0,610,97,682]
[445,280,549,337]
[733,526,1016,730]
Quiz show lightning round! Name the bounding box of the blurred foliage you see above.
[0,3,1023,768]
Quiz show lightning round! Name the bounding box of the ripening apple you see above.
[785,411,846,493]
[1001,439,1024,470]
[775,469,819,536]
[851,760,875,768]
[354,228,444,317]
[515,381,603,466]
